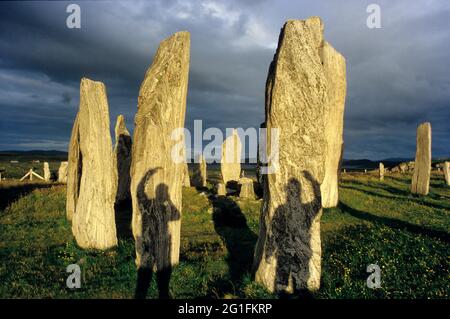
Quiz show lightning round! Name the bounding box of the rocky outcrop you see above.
[130,32,190,276]
[320,42,346,208]
[69,77,118,250]
[253,18,331,294]
[57,161,68,183]
[221,129,242,186]
[114,115,132,202]
[411,122,431,195]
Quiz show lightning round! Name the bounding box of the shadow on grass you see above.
[340,184,450,211]
[339,202,450,243]
[0,182,53,211]
[209,195,257,296]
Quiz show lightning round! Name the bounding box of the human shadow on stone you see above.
[211,195,257,292]
[338,202,450,243]
[134,168,181,299]
[264,172,321,297]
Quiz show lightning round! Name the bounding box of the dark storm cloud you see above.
[0,0,448,160]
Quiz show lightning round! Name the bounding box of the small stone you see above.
[443,162,450,186]
[411,122,431,195]
[57,161,68,183]
[114,115,132,202]
[238,177,255,199]
[192,154,207,188]
[221,129,242,186]
[43,162,51,181]
[216,182,226,196]
[379,162,384,181]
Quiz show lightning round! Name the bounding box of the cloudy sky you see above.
[0,0,448,160]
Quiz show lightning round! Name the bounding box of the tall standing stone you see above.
[379,162,384,181]
[443,162,450,186]
[130,32,190,275]
[192,154,207,188]
[43,162,51,181]
[221,129,242,186]
[320,41,346,208]
[58,161,68,183]
[253,18,331,294]
[411,122,431,195]
[69,78,118,250]
[114,115,132,202]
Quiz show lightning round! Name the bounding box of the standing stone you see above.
[253,18,330,294]
[320,41,346,208]
[114,115,132,202]
[43,162,51,181]
[130,32,190,276]
[216,183,226,196]
[58,161,68,183]
[238,177,255,199]
[182,162,191,187]
[379,162,384,181]
[192,154,207,188]
[443,162,450,186]
[221,129,242,186]
[69,78,118,250]
[411,122,431,195]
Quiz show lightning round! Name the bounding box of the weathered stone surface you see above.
[221,129,242,186]
[57,161,68,183]
[444,162,450,186]
[411,122,431,195]
[379,162,384,181]
[253,18,329,294]
[66,113,81,221]
[70,78,118,249]
[320,41,346,208]
[130,32,190,275]
[192,154,207,188]
[43,162,51,181]
[182,162,191,187]
[238,177,255,199]
[114,115,132,202]
[216,182,226,196]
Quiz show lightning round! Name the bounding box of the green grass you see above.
[0,171,448,299]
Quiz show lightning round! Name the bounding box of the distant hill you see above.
[0,150,68,161]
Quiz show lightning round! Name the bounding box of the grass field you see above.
[0,168,448,299]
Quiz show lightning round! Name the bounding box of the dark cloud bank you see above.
[0,0,448,160]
